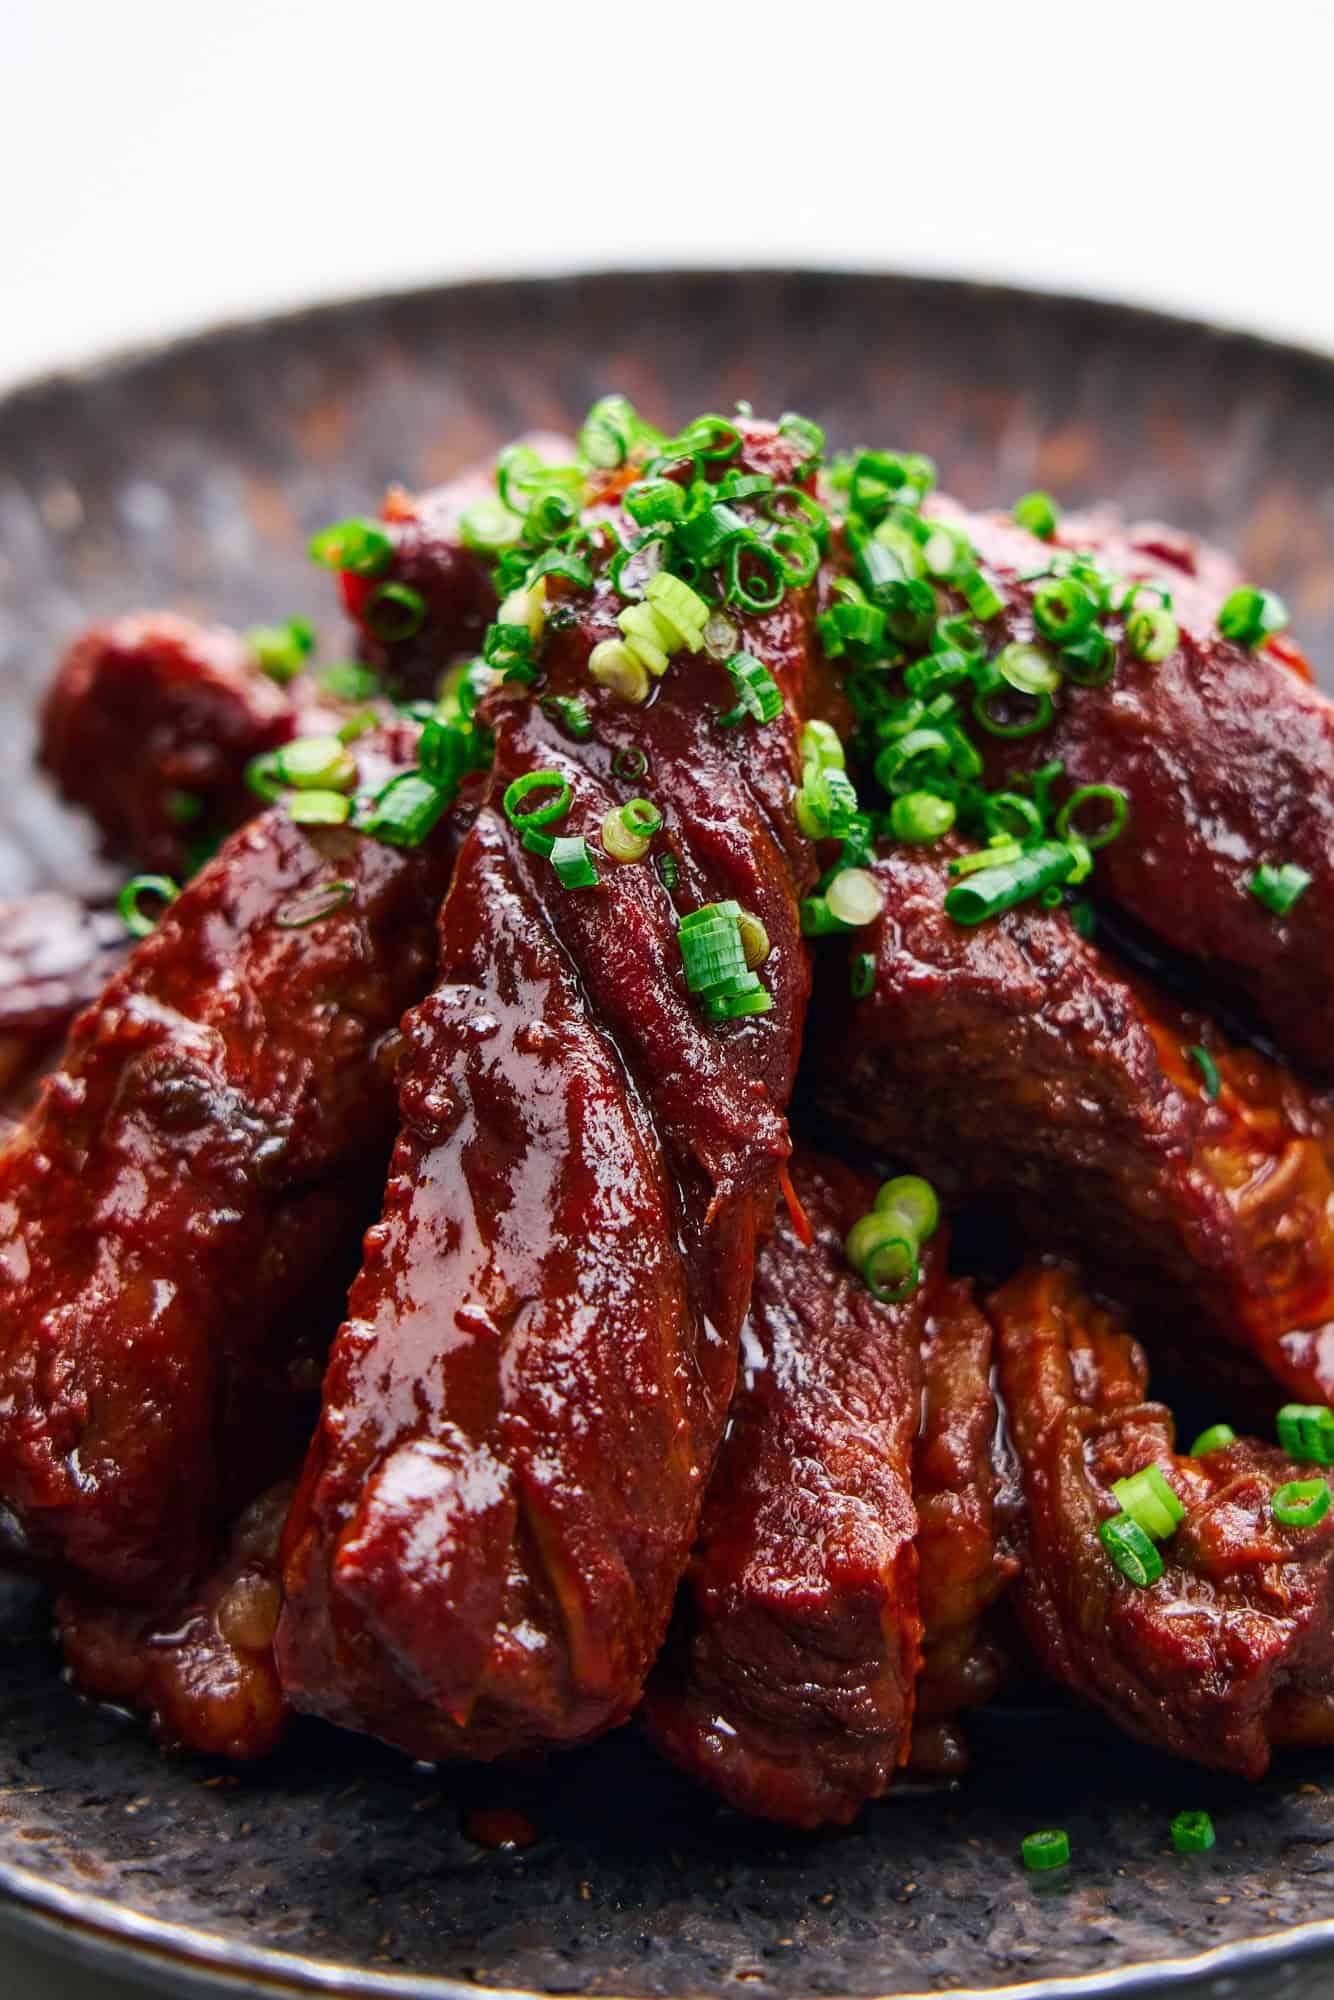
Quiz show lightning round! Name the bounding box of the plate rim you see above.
[5,262,1334,2000]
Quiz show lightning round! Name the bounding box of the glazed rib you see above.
[812,838,1334,1413]
[279,419,821,1760]
[0,893,126,1122]
[989,1261,1334,1777]
[0,725,456,1602]
[641,1151,924,1828]
[933,499,1334,1074]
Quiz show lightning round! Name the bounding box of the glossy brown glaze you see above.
[56,1481,292,1762]
[39,613,313,875]
[641,1152,923,1829]
[990,1261,1334,1777]
[812,839,1334,1413]
[279,419,821,1760]
[932,500,1334,1075]
[0,725,455,1602]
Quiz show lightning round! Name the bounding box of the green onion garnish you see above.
[273,879,355,930]
[1250,861,1311,916]
[1061,627,1116,686]
[851,951,876,999]
[247,616,315,684]
[541,694,594,742]
[1022,1830,1070,1873]
[1012,492,1060,540]
[613,746,648,782]
[601,797,662,864]
[844,1173,939,1303]
[945,842,1080,926]
[320,661,381,703]
[1098,1514,1164,1587]
[360,771,450,848]
[1031,577,1095,646]
[1111,1466,1184,1542]
[1276,1404,1334,1464]
[308,516,393,575]
[1273,1478,1331,1528]
[972,687,1054,738]
[118,873,180,939]
[288,790,351,826]
[459,495,524,555]
[890,790,957,843]
[1218,586,1289,649]
[624,477,687,527]
[996,641,1063,695]
[678,904,771,1021]
[1184,1045,1221,1101]
[502,770,573,832]
[1189,1423,1237,1457]
[719,652,783,728]
[1171,1811,1216,1855]
[550,835,599,890]
[1054,784,1128,850]
[366,582,428,643]
[1126,607,1179,663]
[278,736,358,793]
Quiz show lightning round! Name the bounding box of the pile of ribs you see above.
[3,403,1334,1829]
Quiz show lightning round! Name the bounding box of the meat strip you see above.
[931,498,1334,1074]
[0,724,456,1603]
[279,418,821,1761]
[812,839,1334,1412]
[641,1152,924,1829]
[989,1261,1334,1777]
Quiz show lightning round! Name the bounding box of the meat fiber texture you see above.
[279,420,824,1761]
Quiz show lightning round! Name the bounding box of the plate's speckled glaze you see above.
[4,270,1334,2000]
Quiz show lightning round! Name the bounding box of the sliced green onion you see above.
[613,746,648,782]
[851,951,876,999]
[890,790,956,843]
[360,771,450,847]
[1111,1466,1185,1542]
[1012,493,1060,541]
[800,719,846,773]
[972,687,1054,738]
[273,879,355,929]
[1171,1811,1216,1855]
[503,769,572,832]
[247,616,315,684]
[1061,627,1117,687]
[1069,898,1096,939]
[736,910,770,969]
[459,496,523,555]
[1055,784,1128,850]
[874,1174,940,1241]
[366,582,428,643]
[308,516,393,575]
[704,977,772,1021]
[277,735,358,793]
[645,570,709,649]
[1127,607,1180,663]
[589,638,650,705]
[1250,861,1311,916]
[996,641,1062,695]
[550,834,599,890]
[1022,1830,1070,1873]
[1276,1404,1334,1465]
[726,538,786,614]
[778,411,825,476]
[826,868,885,929]
[1190,1423,1237,1457]
[541,694,594,741]
[288,789,351,826]
[623,477,687,527]
[118,873,180,939]
[320,660,381,703]
[1099,1513,1164,1587]
[959,569,1004,621]
[675,501,748,565]
[578,394,647,469]
[1184,1044,1221,1102]
[1273,1478,1331,1527]
[655,852,679,890]
[679,906,749,996]
[601,798,661,864]
[945,841,1077,924]
[719,652,783,728]
[1218,586,1289,648]
[1031,578,1096,646]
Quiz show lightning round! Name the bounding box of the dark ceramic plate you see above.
[4,270,1334,2000]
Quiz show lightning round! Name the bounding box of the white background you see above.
[5,1,1334,1993]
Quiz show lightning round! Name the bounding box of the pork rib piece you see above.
[0,726,455,1603]
[641,1151,924,1828]
[279,418,821,1761]
[989,1261,1334,1777]
[931,499,1334,1074]
[812,839,1334,1413]
[0,894,127,1121]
